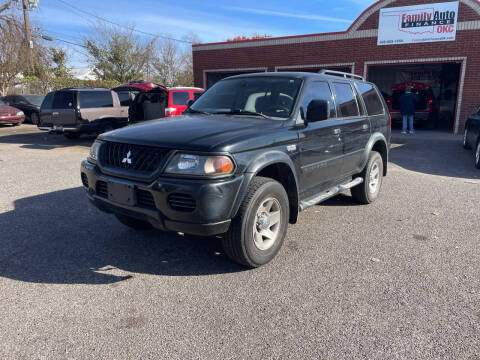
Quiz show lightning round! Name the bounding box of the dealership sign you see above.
[378,1,459,45]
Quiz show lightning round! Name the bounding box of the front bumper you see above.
[81,161,245,236]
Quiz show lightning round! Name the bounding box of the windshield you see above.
[23,95,44,106]
[0,100,5,106]
[190,76,302,119]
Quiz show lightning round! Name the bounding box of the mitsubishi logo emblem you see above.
[122,150,132,165]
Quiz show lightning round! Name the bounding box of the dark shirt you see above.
[399,92,419,116]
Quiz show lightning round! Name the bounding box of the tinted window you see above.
[172,91,190,105]
[41,92,54,110]
[193,92,203,100]
[78,91,113,108]
[117,91,132,106]
[302,81,336,119]
[356,83,384,116]
[52,91,75,109]
[332,82,359,117]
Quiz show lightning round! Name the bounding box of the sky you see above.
[28,0,376,67]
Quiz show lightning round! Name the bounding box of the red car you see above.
[166,87,205,117]
[0,99,25,126]
[387,82,435,127]
[113,81,204,122]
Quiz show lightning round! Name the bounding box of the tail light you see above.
[165,107,176,117]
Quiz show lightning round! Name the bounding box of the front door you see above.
[297,81,343,199]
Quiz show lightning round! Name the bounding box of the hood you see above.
[0,105,22,116]
[99,114,285,153]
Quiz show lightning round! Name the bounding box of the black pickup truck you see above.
[81,71,391,267]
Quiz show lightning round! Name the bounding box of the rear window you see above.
[356,83,384,116]
[78,91,113,108]
[41,92,54,110]
[117,91,132,106]
[52,91,75,109]
[172,91,190,105]
[332,82,359,117]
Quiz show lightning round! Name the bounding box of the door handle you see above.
[333,128,341,135]
[362,124,369,130]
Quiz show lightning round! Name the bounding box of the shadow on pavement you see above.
[389,130,479,180]
[0,127,95,150]
[0,188,245,285]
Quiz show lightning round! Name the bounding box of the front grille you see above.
[100,142,168,174]
[168,193,196,212]
[96,181,108,198]
[136,189,155,208]
[81,173,89,188]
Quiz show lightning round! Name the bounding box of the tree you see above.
[0,16,28,96]
[226,33,272,42]
[84,24,155,83]
[151,34,199,87]
[51,47,70,78]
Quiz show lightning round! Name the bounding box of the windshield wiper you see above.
[214,109,270,119]
[185,108,211,115]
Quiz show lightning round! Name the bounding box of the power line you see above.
[54,0,192,44]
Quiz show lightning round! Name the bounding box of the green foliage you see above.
[84,27,154,83]
[50,48,70,78]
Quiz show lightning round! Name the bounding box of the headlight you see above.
[16,111,24,116]
[165,153,234,176]
[88,140,102,164]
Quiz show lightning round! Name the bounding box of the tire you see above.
[475,141,480,169]
[222,176,289,268]
[351,151,384,204]
[115,214,153,230]
[64,132,80,139]
[463,128,471,149]
[98,122,114,135]
[31,112,40,125]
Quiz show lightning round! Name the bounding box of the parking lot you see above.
[0,125,479,359]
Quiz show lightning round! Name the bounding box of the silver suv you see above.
[39,87,132,139]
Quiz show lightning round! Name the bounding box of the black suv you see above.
[81,71,391,267]
[40,87,132,139]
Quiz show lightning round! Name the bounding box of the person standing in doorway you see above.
[399,86,419,134]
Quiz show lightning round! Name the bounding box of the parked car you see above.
[39,87,130,139]
[387,82,435,128]
[166,87,205,117]
[113,81,204,122]
[463,105,480,168]
[0,99,24,126]
[81,71,390,267]
[1,94,44,125]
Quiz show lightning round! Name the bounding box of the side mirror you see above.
[187,99,194,108]
[306,99,330,123]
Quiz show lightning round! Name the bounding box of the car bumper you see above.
[0,115,24,124]
[81,161,245,236]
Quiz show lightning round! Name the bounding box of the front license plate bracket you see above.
[108,181,135,206]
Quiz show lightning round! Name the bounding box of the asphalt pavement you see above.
[0,125,479,359]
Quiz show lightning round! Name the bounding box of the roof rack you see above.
[319,69,365,81]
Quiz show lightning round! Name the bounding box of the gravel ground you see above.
[0,125,479,359]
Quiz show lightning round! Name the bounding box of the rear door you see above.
[331,81,370,175]
[77,90,116,123]
[51,91,77,126]
[297,81,344,198]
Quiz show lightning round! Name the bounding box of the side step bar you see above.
[299,177,364,211]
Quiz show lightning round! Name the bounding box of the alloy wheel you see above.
[253,197,282,251]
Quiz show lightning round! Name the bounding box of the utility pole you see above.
[21,0,34,72]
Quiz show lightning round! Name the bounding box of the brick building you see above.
[192,0,480,133]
